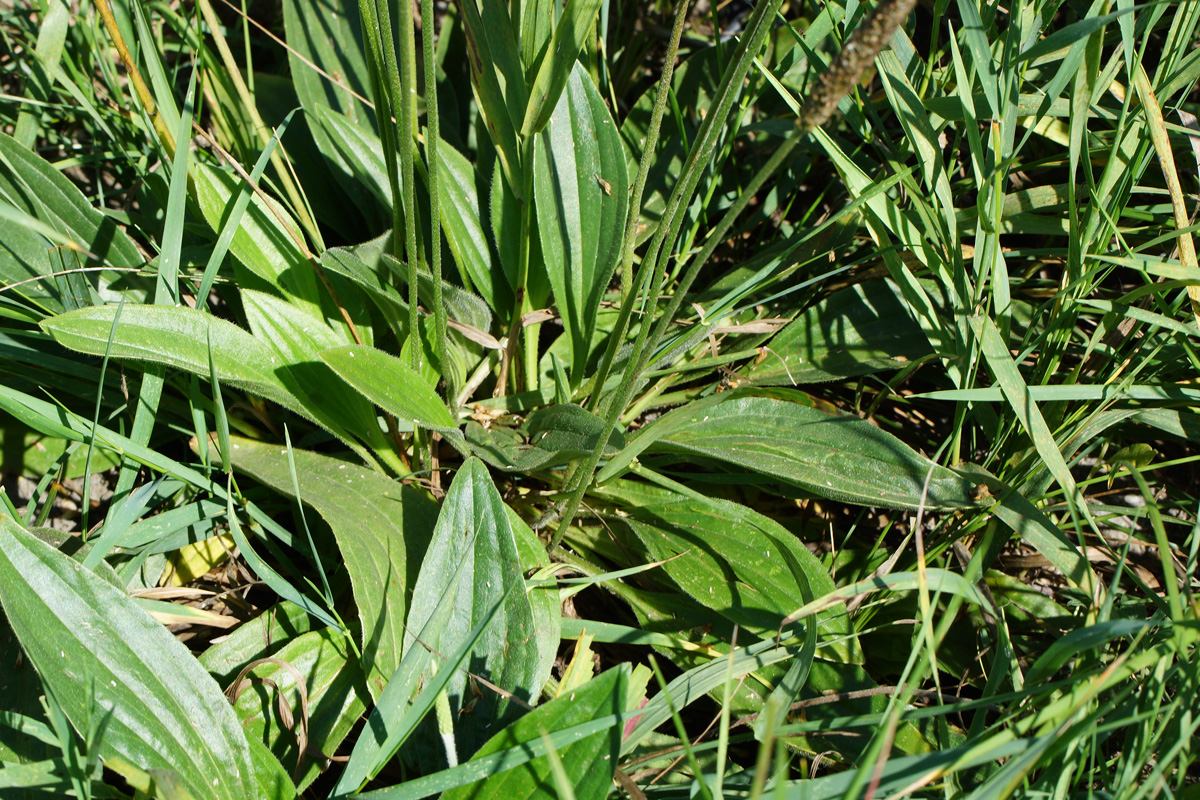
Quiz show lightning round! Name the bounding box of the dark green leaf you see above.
[228,628,370,792]
[600,390,978,510]
[464,403,623,471]
[521,0,604,136]
[618,491,841,639]
[747,280,933,385]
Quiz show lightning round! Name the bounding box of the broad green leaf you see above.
[309,104,392,217]
[599,390,979,510]
[746,280,934,385]
[534,64,629,385]
[200,601,314,684]
[282,0,372,127]
[321,245,494,339]
[40,304,382,461]
[619,493,842,640]
[506,508,560,700]
[223,436,439,698]
[0,418,121,478]
[239,290,384,446]
[0,515,270,800]
[405,458,543,761]
[41,304,299,410]
[441,665,628,800]
[228,628,371,792]
[333,554,482,795]
[190,162,321,314]
[521,0,604,136]
[319,344,458,435]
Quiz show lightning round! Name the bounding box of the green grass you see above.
[1,0,1198,797]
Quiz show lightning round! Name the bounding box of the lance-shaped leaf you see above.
[40,304,384,462]
[534,64,629,384]
[599,390,979,510]
[404,458,543,762]
[0,515,288,800]
[522,0,605,136]
[457,0,524,196]
[223,436,438,699]
[620,493,841,638]
[319,344,458,436]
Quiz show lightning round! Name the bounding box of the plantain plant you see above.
[1,0,1198,796]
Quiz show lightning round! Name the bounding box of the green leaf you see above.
[41,304,299,413]
[282,0,372,127]
[599,390,979,510]
[465,403,625,471]
[308,105,392,217]
[441,666,628,800]
[239,290,386,449]
[227,628,371,792]
[200,601,315,684]
[405,458,543,760]
[521,0,604,136]
[319,344,458,435]
[333,552,483,795]
[518,0,555,72]
[457,0,524,196]
[190,162,321,314]
[619,493,842,639]
[0,132,143,272]
[534,64,629,385]
[0,514,272,800]
[746,280,934,385]
[224,436,439,698]
[40,304,383,461]
[0,132,147,315]
[506,507,560,700]
[437,142,509,312]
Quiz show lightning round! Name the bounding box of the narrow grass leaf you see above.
[225,484,342,632]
